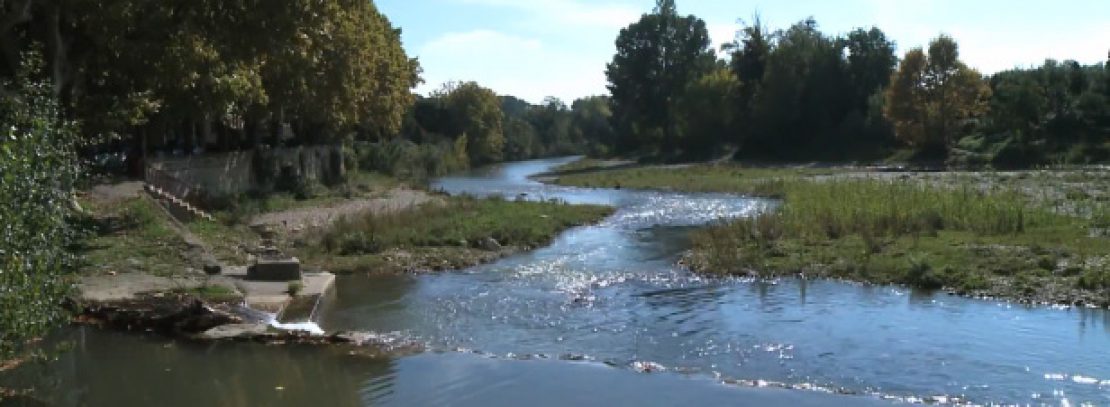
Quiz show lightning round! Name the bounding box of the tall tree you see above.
[606,0,715,154]
[884,35,991,154]
[440,81,504,165]
[744,19,851,157]
[726,14,770,145]
[842,27,897,112]
[675,68,738,157]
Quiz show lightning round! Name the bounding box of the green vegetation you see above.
[300,196,613,274]
[687,179,1110,303]
[177,284,241,303]
[0,56,81,360]
[2,0,419,149]
[79,197,192,277]
[286,281,304,297]
[548,158,627,174]
[553,164,840,196]
[597,1,1107,166]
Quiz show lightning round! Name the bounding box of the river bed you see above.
[4,157,1110,406]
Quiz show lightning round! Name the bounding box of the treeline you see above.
[354,82,615,180]
[603,0,1110,166]
[1,0,419,170]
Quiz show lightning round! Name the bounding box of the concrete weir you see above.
[226,264,337,328]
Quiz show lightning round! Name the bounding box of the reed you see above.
[316,196,613,255]
[689,177,1108,298]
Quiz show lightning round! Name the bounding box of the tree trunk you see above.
[0,0,33,75]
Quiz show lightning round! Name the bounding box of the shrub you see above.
[0,54,81,360]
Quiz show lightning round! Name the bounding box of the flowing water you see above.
[5,157,1110,406]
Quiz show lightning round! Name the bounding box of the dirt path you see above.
[250,188,439,234]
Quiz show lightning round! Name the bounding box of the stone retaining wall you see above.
[148,145,344,197]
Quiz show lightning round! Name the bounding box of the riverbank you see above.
[550,160,1110,306]
[71,171,612,337]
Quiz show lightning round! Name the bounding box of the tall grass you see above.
[554,165,831,197]
[316,196,613,255]
[771,179,1055,240]
[690,178,1070,281]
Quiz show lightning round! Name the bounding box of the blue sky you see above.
[378,0,1110,104]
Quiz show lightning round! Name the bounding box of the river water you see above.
[5,157,1110,406]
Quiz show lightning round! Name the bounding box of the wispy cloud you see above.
[417,29,607,103]
[455,0,641,30]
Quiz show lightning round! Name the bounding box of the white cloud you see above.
[952,25,1110,73]
[707,21,738,51]
[456,0,641,30]
[417,30,608,103]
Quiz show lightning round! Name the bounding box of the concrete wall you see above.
[149,145,344,197]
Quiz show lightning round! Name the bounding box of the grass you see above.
[300,196,614,274]
[184,169,406,265]
[186,220,260,265]
[687,178,1110,304]
[548,158,627,174]
[553,164,842,197]
[78,196,193,277]
[176,284,242,303]
[209,169,401,224]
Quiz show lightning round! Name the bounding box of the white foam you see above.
[270,320,325,335]
[1072,375,1099,385]
[1045,373,1067,381]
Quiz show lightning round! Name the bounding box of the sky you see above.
[378,0,1110,104]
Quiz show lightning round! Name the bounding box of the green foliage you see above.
[607,0,716,155]
[884,36,992,155]
[80,197,191,277]
[286,281,304,296]
[675,68,738,158]
[688,177,1108,294]
[977,59,1110,165]
[440,82,505,165]
[0,56,80,360]
[3,0,420,149]
[554,165,837,197]
[1077,267,1110,290]
[353,139,469,183]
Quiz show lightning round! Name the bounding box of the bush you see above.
[0,54,81,360]
[353,138,469,183]
[904,257,944,289]
[1077,268,1110,290]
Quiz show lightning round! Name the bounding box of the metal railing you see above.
[144,166,209,211]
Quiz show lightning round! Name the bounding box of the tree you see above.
[842,28,897,112]
[570,96,616,156]
[884,35,991,154]
[743,19,853,158]
[2,0,420,158]
[989,71,1047,140]
[606,0,715,155]
[440,82,504,165]
[675,68,738,157]
[726,14,770,145]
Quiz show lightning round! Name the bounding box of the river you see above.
[4,157,1110,406]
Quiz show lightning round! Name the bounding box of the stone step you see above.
[144,183,214,222]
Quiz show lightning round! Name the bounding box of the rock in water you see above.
[479,237,502,251]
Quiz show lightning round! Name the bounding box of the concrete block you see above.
[247,257,302,281]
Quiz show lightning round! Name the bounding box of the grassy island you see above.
[299,196,614,275]
[554,161,1110,305]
